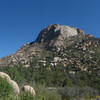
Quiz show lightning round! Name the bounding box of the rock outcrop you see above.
[36,24,78,43]
[36,24,86,48]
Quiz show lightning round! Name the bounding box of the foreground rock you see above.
[0,72,11,80]
[8,80,20,95]
[22,85,36,96]
[0,72,20,95]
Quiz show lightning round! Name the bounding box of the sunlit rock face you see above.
[54,24,78,37]
[36,24,85,48]
[36,24,78,43]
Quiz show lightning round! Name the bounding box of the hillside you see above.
[0,24,100,75]
[0,24,100,99]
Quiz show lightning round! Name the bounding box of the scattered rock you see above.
[54,57,60,62]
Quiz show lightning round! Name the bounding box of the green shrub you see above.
[7,67,24,83]
[44,90,61,100]
[18,91,35,100]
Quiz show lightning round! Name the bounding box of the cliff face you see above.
[36,24,86,48]
[0,24,100,73]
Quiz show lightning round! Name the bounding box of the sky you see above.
[0,0,100,57]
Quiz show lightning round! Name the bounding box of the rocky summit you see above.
[0,24,100,75]
[36,24,86,48]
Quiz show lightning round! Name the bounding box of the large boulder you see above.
[0,72,11,80]
[0,72,20,95]
[8,80,20,95]
[22,85,36,96]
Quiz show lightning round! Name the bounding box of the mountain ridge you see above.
[0,24,99,73]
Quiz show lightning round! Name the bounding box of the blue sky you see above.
[0,0,100,57]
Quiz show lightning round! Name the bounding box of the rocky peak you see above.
[36,24,79,42]
[36,24,86,48]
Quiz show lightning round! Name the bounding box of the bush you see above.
[58,87,98,100]
[18,91,35,100]
[43,89,61,100]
